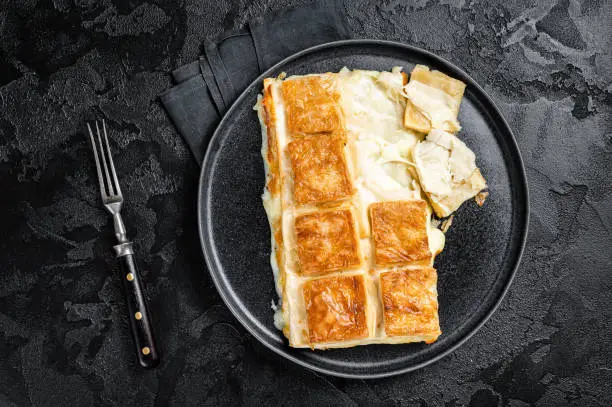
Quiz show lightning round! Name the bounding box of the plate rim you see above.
[197,39,529,379]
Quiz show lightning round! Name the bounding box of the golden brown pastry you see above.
[380,267,440,342]
[303,274,368,343]
[295,209,361,275]
[369,200,432,267]
[281,75,341,135]
[287,134,353,205]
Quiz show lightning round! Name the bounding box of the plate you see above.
[197,40,528,378]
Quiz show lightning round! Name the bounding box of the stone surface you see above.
[0,0,611,406]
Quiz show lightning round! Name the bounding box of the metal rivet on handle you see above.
[142,347,150,355]
[126,273,134,281]
[135,311,142,320]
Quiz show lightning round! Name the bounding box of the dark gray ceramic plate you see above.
[198,40,528,378]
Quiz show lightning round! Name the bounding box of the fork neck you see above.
[113,212,129,244]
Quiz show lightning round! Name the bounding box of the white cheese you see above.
[414,129,487,217]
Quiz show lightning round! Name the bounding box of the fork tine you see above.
[88,122,108,199]
[102,119,122,197]
[96,121,116,197]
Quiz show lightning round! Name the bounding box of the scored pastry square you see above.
[369,200,432,266]
[287,134,354,205]
[379,267,440,341]
[295,209,361,275]
[281,75,341,134]
[303,274,368,344]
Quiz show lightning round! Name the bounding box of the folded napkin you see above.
[160,1,350,163]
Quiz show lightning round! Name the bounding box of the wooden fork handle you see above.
[115,243,160,368]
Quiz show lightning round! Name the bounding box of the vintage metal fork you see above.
[87,120,159,368]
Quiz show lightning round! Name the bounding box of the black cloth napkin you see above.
[160,0,350,164]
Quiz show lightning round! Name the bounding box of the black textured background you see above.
[0,0,611,406]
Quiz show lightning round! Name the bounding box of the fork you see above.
[87,120,159,369]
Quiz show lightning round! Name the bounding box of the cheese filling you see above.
[414,129,487,218]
